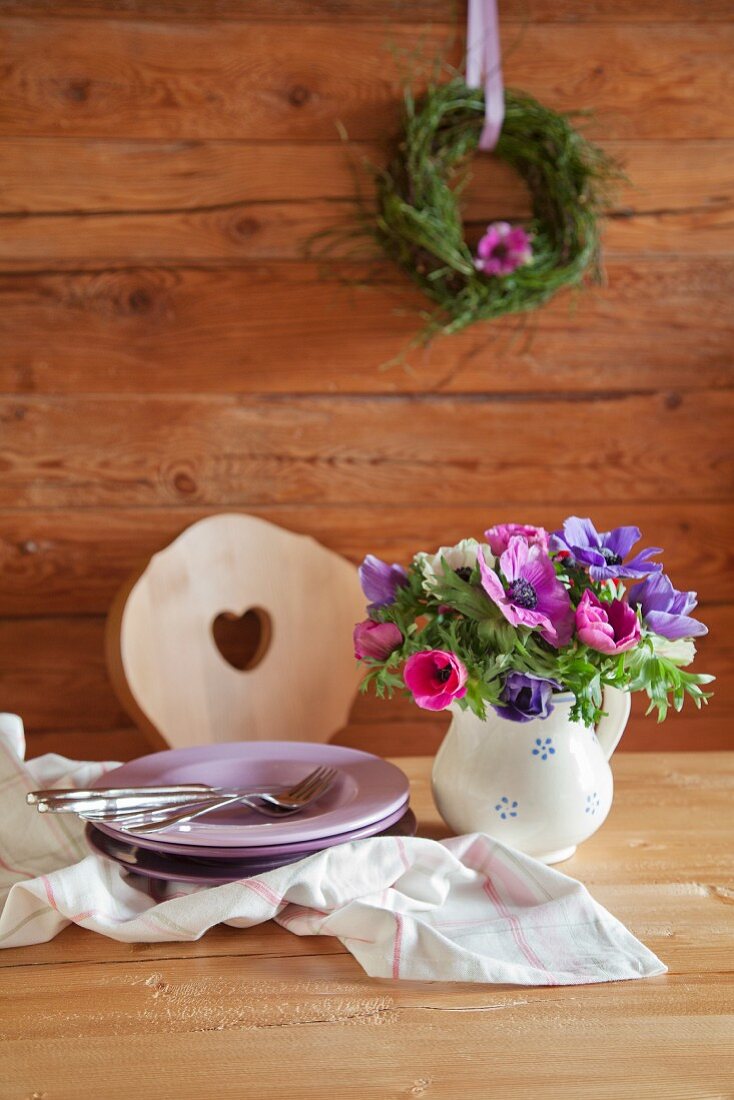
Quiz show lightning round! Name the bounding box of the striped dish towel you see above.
[0,714,665,984]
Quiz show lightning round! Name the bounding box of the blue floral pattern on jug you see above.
[494,796,519,820]
[531,737,555,761]
[585,791,600,815]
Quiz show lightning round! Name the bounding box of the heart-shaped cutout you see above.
[211,607,272,672]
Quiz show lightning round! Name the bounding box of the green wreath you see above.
[374,78,620,341]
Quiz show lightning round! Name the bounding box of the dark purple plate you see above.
[86,809,418,885]
[93,743,409,849]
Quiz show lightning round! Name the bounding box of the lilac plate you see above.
[86,810,418,885]
[93,743,410,849]
[95,798,409,859]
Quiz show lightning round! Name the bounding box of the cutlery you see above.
[37,792,230,815]
[28,784,212,804]
[29,774,335,815]
[35,787,289,815]
[111,766,337,834]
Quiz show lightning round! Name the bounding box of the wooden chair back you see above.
[106,514,365,749]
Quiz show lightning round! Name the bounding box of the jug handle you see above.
[595,689,631,761]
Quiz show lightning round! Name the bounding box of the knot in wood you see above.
[173,470,197,496]
[65,79,91,103]
[288,84,311,107]
[232,215,259,239]
[127,288,153,315]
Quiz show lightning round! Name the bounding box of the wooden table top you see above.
[2,752,733,1100]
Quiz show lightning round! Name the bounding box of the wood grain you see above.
[1,21,732,140]
[1,392,731,508]
[24,725,157,764]
[0,138,376,212]
[1,502,731,615]
[4,196,733,268]
[4,2,733,22]
[2,975,733,1100]
[0,617,130,732]
[1,606,729,749]
[20,720,455,765]
[1,260,732,396]
[2,139,730,225]
[1,754,733,1100]
[1,141,732,263]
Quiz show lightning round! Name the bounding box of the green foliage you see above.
[625,641,714,722]
[373,79,621,343]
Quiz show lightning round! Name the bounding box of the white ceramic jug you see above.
[431,688,631,863]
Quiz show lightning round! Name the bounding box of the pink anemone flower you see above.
[478,537,574,648]
[475,222,532,277]
[403,650,468,711]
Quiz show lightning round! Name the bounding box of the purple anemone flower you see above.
[475,222,532,277]
[628,573,708,641]
[358,555,408,611]
[493,672,561,723]
[550,516,662,581]
[478,537,574,648]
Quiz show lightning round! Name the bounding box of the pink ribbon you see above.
[466,0,505,151]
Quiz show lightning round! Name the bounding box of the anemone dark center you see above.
[516,687,533,710]
[492,243,509,260]
[435,665,453,684]
[507,578,538,610]
[600,547,623,566]
[454,566,472,582]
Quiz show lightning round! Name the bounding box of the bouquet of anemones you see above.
[354,518,713,727]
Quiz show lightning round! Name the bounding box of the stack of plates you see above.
[85,742,415,885]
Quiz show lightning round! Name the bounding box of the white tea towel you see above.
[0,715,665,984]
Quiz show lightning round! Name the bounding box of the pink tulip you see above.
[403,650,468,711]
[353,620,403,661]
[485,523,549,556]
[575,590,641,655]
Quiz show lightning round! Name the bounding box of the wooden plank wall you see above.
[0,0,732,760]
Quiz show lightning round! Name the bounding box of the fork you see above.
[101,766,337,835]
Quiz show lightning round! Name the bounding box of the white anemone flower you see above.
[651,634,696,668]
[414,539,495,592]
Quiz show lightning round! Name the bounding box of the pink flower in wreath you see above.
[475,222,532,277]
[403,650,468,711]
